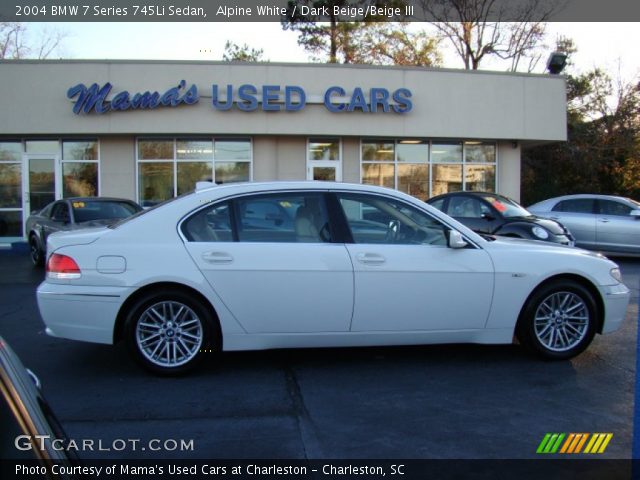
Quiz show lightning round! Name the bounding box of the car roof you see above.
[63,197,138,203]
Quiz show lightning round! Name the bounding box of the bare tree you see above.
[0,22,65,59]
[421,0,557,71]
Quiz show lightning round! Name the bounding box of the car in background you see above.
[26,198,143,267]
[0,336,76,472]
[528,194,640,256]
[35,182,629,375]
[427,192,575,246]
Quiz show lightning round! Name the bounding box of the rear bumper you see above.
[600,283,631,334]
[36,282,131,345]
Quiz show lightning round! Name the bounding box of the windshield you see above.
[72,200,141,223]
[482,195,531,218]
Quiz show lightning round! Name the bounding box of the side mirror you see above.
[630,210,640,219]
[447,230,468,249]
[481,212,495,221]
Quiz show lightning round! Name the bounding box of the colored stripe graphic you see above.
[538,433,613,454]
[537,433,565,454]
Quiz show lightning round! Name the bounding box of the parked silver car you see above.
[528,194,640,255]
[26,197,143,266]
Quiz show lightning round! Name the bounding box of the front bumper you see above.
[37,282,132,345]
[600,283,631,334]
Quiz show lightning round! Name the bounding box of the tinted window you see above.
[339,193,447,246]
[429,198,445,211]
[182,202,233,242]
[598,200,632,216]
[552,199,594,214]
[447,196,485,218]
[237,193,331,243]
[50,203,70,222]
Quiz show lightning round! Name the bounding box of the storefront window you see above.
[308,138,340,161]
[361,139,496,200]
[62,140,98,160]
[362,163,394,189]
[177,162,213,195]
[464,142,496,163]
[0,161,22,208]
[215,162,250,184]
[177,139,213,160]
[431,142,462,163]
[0,142,22,161]
[25,140,59,155]
[432,164,463,196]
[138,162,174,207]
[138,139,174,159]
[62,162,98,197]
[137,138,252,203]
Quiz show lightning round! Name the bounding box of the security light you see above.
[546,52,567,74]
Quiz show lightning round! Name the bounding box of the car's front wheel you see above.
[516,280,597,360]
[124,290,215,375]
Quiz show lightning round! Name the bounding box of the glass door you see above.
[23,154,61,236]
[306,138,342,182]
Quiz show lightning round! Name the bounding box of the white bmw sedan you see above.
[37,182,630,375]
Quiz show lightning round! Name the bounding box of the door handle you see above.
[356,252,386,265]
[599,218,610,223]
[201,251,233,264]
[549,216,560,220]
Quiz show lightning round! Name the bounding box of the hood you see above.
[506,215,567,235]
[487,235,606,258]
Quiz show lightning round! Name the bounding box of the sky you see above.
[30,22,640,83]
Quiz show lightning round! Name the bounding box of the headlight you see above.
[532,226,549,240]
[610,268,622,283]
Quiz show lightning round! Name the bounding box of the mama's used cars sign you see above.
[66,81,413,115]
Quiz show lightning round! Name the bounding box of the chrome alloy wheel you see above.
[533,291,589,352]
[135,301,203,368]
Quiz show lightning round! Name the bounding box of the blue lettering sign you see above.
[285,86,306,111]
[262,85,281,111]
[212,85,233,110]
[237,84,258,112]
[67,80,199,115]
[323,86,346,112]
[392,88,412,113]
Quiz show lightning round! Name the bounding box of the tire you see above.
[124,289,216,375]
[29,235,44,267]
[516,280,597,360]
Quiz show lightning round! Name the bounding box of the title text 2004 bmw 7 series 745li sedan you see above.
[37,182,630,375]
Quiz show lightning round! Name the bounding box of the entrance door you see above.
[307,138,342,182]
[23,155,60,235]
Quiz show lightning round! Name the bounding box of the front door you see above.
[335,192,495,332]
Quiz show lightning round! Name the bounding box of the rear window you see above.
[72,201,141,223]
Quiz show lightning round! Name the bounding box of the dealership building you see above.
[0,60,566,242]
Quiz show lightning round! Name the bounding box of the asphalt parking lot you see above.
[0,250,637,460]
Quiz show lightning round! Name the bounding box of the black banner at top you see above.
[1,0,640,22]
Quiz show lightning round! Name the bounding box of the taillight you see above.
[46,253,81,279]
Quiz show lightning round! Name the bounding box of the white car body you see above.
[36,182,630,372]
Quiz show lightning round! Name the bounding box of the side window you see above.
[182,202,233,242]
[552,199,594,214]
[51,203,70,222]
[428,198,445,212]
[598,200,632,216]
[447,196,483,218]
[338,193,447,246]
[236,193,331,243]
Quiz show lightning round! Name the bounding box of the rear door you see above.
[548,198,596,249]
[182,191,354,334]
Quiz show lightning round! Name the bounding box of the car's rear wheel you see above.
[124,290,215,375]
[29,235,44,267]
[516,280,597,360]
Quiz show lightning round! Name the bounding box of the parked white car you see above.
[37,182,630,374]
